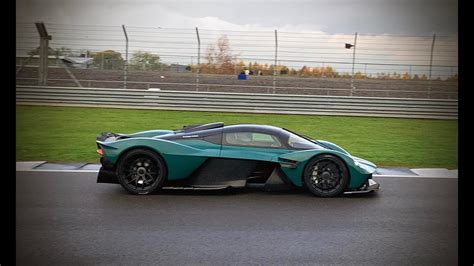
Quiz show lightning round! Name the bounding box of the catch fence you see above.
[16,22,458,99]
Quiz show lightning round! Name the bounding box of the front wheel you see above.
[303,155,349,197]
[116,149,167,195]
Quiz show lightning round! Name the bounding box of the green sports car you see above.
[96,122,379,197]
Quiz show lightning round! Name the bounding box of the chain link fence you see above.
[16,22,458,99]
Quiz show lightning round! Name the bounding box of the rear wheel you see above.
[303,155,349,197]
[116,149,166,195]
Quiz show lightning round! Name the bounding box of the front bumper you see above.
[344,179,380,195]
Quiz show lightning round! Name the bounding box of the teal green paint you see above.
[99,138,219,180]
[123,130,174,138]
[161,154,208,180]
[98,138,212,164]
[278,149,375,188]
[98,133,375,189]
[220,145,290,162]
[316,140,350,155]
[347,164,371,188]
[174,139,221,157]
[99,144,121,164]
[280,165,305,187]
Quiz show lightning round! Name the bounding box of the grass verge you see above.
[16,105,458,168]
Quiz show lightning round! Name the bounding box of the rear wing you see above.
[96,132,127,142]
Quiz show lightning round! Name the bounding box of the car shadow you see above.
[150,187,379,198]
[101,184,379,198]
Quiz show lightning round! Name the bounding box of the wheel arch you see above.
[301,152,352,187]
[115,146,168,179]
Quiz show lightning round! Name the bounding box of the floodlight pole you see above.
[122,25,129,89]
[35,22,51,85]
[273,29,278,94]
[350,32,358,96]
[195,27,201,91]
[428,33,436,97]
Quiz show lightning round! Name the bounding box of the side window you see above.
[203,133,222,144]
[224,132,282,148]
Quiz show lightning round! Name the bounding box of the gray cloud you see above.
[16,0,457,35]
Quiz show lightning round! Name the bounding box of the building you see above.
[169,64,191,72]
[61,56,94,69]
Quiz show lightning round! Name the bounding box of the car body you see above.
[96,122,379,197]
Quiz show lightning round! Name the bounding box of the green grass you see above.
[16,105,458,168]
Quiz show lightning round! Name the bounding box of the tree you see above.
[215,35,234,74]
[354,71,365,79]
[92,50,124,70]
[299,66,311,76]
[204,35,235,74]
[192,55,342,78]
[401,72,411,80]
[279,65,289,75]
[130,51,161,70]
[446,74,458,81]
[322,66,337,78]
[235,60,246,74]
[311,67,322,77]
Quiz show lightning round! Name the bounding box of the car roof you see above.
[179,122,285,135]
[223,124,283,133]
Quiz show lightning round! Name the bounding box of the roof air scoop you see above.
[181,122,224,132]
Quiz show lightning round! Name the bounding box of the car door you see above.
[219,130,291,162]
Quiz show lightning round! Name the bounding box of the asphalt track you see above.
[16,171,458,265]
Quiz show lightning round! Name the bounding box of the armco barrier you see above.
[16,85,458,119]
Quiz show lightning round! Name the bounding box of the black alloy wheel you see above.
[116,149,166,195]
[303,155,349,197]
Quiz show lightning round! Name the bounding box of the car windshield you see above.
[283,129,321,149]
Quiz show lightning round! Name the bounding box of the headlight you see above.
[354,159,375,174]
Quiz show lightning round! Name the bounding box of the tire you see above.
[303,155,349,197]
[116,148,167,195]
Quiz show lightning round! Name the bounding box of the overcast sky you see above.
[17,0,457,35]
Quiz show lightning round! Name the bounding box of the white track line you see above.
[16,169,100,173]
[373,174,457,179]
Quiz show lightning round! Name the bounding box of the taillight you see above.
[97,144,104,156]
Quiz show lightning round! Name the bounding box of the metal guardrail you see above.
[15,77,459,98]
[16,85,458,119]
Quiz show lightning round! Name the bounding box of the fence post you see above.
[350,32,358,96]
[35,22,51,85]
[195,27,201,91]
[273,29,278,94]
[428,33,436,98]
[122,25,129,89]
